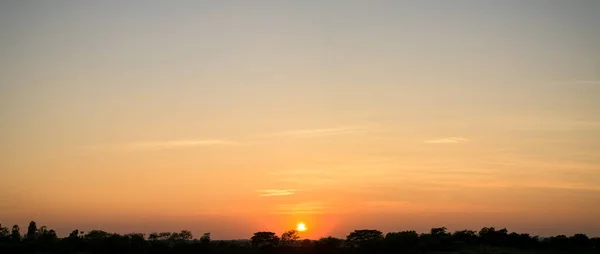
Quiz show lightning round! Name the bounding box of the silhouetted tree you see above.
[385,230,419,249]
[11,225,21,242]
[280,229,300,246]
[85,230,111,240]
[200,232,211,244]
[0,224,9,241]
[420,227,455,251]
[170,230,193,241]
[37,226,48,235]
[126,232,145,239]
[158,232,172,240]
[36,226,57,242]
[125,233,146,252]
[26,221,37,240]
[452,229,478,245]
[479,227,509,246]
[547,234,570,250]
[432,227,449,236]
[346,229,384,248]
[250,232,279,248]
[68,229,80,239]
[3,220,600,254]
[571,233,590,247]
[315,237,343,250]
[148,232,159,241]
[300,239,313,248]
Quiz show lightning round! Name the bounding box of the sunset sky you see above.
[1,1,599,239]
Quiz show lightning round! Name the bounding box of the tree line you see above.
[1,221,598,253]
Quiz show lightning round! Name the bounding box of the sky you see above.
[1,0,599,239]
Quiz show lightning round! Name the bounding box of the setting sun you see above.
[296,223,307,232]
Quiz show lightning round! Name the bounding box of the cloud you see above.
[251,126,377,139]
[424,137,468,144]
[257,189,296,197]
[124,139,238,150]
[84,124,378,152]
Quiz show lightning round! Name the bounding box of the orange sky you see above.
[1,1,599,238]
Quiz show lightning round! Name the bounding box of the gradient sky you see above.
[1,0,599,239]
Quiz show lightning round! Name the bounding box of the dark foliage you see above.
[0,220,598,254]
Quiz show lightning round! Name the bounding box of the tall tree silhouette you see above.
[26,221,38,240]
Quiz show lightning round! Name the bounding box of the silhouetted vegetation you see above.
[1,221,599,253]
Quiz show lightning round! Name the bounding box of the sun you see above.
[296,222,307,232]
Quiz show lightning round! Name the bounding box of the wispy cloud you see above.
[424,137,468,144]
[124,139,238,150]
[251,126,377,139]
[257,189,296,197]
[85,124,379,151]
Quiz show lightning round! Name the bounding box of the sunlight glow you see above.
[296,222,307,232]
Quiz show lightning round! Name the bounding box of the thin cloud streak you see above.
[257,189,296,197]
[125,139,238,150]
[88,124,379,151]
[250,126,378,139]
[424,137,469,144]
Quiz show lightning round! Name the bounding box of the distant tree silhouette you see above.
[85,230,112,240]
[26,221,38,241]
[280,229,300,246]
[452,229,478,245]
[300,239,313,248]
[315,236,343,250]
[385,230,419,249]
[200,232,211,244]
[36,225,58,242]
[126,232,145,239]
[170,230,193,241]
[125,233,146,251]
[37,225,48,236]
[0,224,9,241]
[571,233,590,247]
[158,232,172,240]
[346,229,384,248]
[430,227,449,236]
[2,220,600,254]
[68,229,81,239]
[148,232,159,241]
[418,226,455,251]
[10,225,20,242]
[479,227,509,246]
[251,232,279,248]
